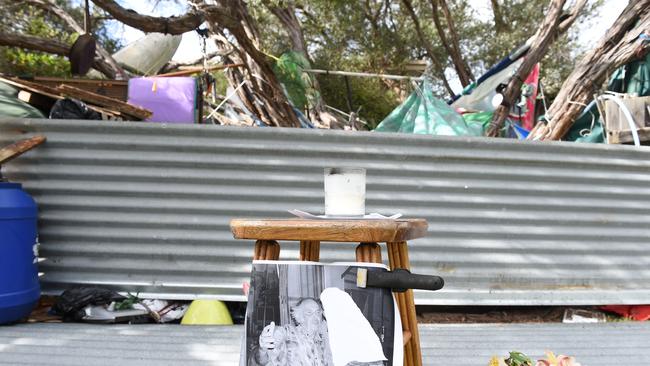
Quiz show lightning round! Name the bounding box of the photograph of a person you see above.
[242,261,400,366]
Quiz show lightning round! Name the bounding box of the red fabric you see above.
[600,305,650,321]
[506,62,540,130]
[521,63,540,130]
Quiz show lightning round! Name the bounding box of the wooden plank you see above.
[230,219,428,242]
[57,84,152,120]
[155,63,244,78]
[32,77,129,101]
[0,76,63,101]
[0,136,46,165]
[608,127,650,144]
[604,96,650,131]
[1,76,125,119]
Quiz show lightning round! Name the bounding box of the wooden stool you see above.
[230,218,428,366]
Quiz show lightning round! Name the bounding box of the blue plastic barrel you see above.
[0,182,40,324]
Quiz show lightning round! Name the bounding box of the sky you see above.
[106,0,629,83]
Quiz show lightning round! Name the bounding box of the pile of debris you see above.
[0,75,151,121]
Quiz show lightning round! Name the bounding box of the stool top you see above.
[230,218,428,242]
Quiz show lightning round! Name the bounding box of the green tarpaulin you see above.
[375,79,483,136]
[0,81,44,119]
[608,51,650,96]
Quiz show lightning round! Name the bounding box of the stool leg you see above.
[355,242,382,263]
[253,240,280,260]
[300,240,320,261]
[387,241,421,366]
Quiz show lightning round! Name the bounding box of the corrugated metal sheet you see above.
[2,322,650,365]
[0,323,242,365]
[2,118,650,305]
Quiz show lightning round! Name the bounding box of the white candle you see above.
[324,168,366,216]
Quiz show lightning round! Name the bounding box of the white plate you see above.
[288,209,402,220]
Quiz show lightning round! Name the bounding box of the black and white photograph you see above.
[242,261,401,366]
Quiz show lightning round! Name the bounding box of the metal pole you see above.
[304,68,423,81]
[84,0,91,34]
[344,75,353,112]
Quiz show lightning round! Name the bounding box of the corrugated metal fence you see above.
[2,118,650,305]
[4,322,650,365]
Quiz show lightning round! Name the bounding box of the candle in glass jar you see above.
[324,168,366,216]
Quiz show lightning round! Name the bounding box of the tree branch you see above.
[486,0,586,137]
[92,0,301,127]
[428,0,473,86]
[490,0,509,33]
[91,0,206,34]
[0,30,71,55]
[530,0,650,140]
[556,0,587,34]
[263,1,309,60]
[25,0,127,79]
[0,30,115,77]
[160,50,221,73]
[295,5,334,46]
[400,0,454,96]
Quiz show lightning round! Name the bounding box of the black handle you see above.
[366,268,444,292]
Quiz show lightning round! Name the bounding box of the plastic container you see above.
[0,182,40,324]
[181,300,233,325]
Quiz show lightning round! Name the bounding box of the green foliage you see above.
[0,1,122,77]
[1,50,71,77]
[114,293,141,311]
[317,73,402,130]
[0,4,74,76]
[250,0,603,127]
[505,351,533,366]
[211,71,230,96]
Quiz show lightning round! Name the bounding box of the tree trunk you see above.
[428,0,473,87]
[92,0,301,127]
[0,30,116,78]
[490,0,509,33]
[529,0,650,141]
[400,0,454,96]
[486,0,586,137]
[263,1,340,127]
[264,2,309,61]
[202,1,301,127]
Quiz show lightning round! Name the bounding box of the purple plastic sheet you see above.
[128,77,196,123]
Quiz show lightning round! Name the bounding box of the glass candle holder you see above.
[324,167,366,216]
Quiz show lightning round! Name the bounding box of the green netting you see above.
[273,51,320,110]
[375,79,483,136]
